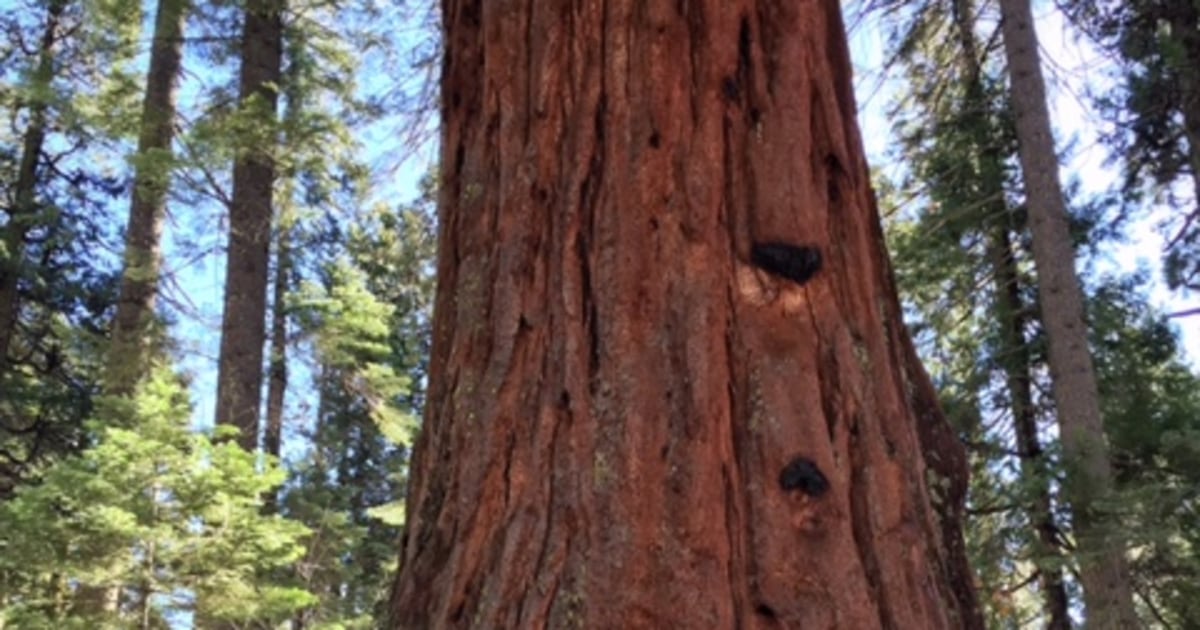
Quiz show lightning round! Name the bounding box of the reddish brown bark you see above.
[389,2,981,628]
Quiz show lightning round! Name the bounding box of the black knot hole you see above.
[751,242,822,286]
[779,456,829,497]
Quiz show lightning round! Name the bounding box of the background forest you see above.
[0,0,1197,628]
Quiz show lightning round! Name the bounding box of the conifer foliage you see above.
[866,0,1200,625]
[1,0,436,626]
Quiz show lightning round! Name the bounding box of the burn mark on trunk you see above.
[778,456,829,497]
[750,242,822,286]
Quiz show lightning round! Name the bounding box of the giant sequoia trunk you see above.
[389,2,981,628]
[213,0,283,450]
[997,0,1140,627]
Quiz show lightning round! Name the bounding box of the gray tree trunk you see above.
[948,1,1070,623]
[997,0,1141,626]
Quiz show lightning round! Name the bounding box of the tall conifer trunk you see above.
[107,0,188,396]
[264,50,303,467]
[82,0,187,614]
[1167,9,1200,268]
[997,0,1140,626]
[214,0,284,450]
[389,1,981,627]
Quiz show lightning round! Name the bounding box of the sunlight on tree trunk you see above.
[388,2,982,627]
[107,0,188,397]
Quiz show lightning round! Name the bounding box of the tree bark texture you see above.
[389,2,981,628]
[265,54,303,467]
[997,0,1141,627]
[213,0,283,451]
[106,0,188,397]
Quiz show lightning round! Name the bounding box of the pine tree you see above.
[0,369,314,628]
[1064,0,1200,295]
[285,195,435,625]
[1088,278,1200,626]
[0,0,142,495]
[869,0,1073,623]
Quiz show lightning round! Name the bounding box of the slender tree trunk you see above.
[0,0,65,381]
[264,48,303,466]
[107,0,189,396]
[213,0,284,451]
[987,228,1072,629]
[264,224,289,461]
[388,1,981,628]
[997,0,1140,627]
